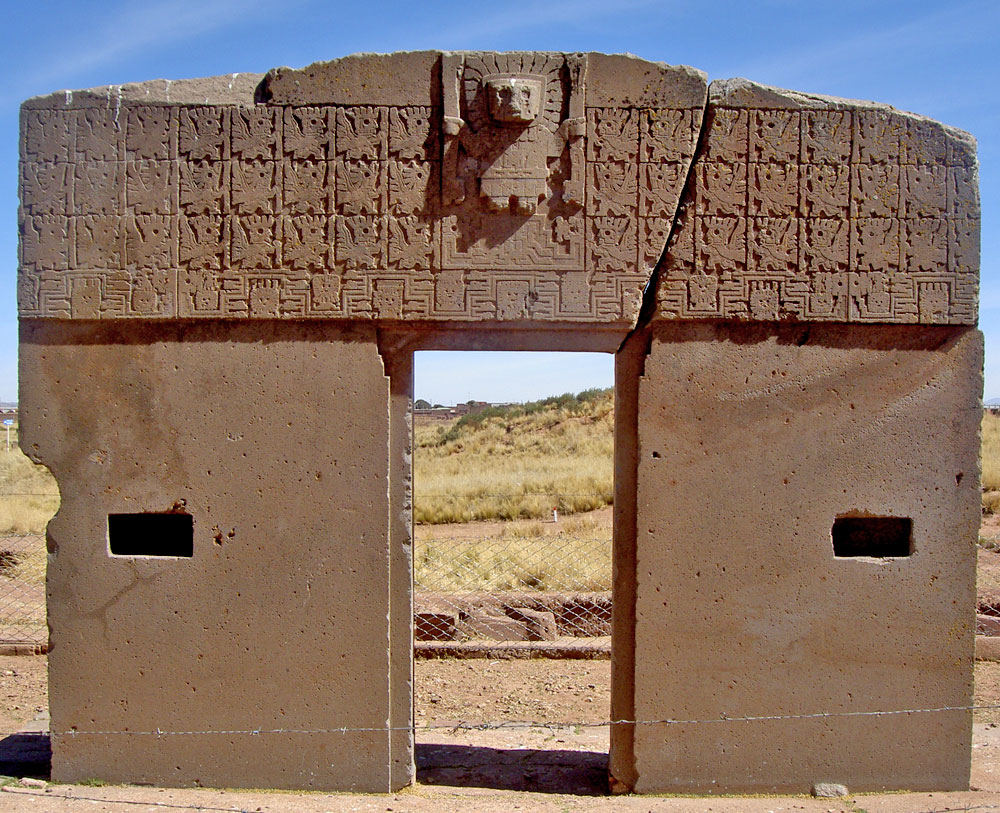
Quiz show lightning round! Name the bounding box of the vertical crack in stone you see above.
[622,93,712,351]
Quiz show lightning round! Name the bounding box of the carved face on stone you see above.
[486,77,542,124]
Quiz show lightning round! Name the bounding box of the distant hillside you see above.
[414,388,614,524]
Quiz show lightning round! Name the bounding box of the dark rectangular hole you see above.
[832,516,912,558]
[108,513,194,557]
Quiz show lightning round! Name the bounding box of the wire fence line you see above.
[3,494,997,649]
[0,702,995,741]
[414,494,611,644]
[415,493,612,498]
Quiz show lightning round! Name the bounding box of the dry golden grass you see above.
[0,445,59,536]
[414,512,612,592]
[0,441,57,593]
[0,538,47,590]
[984,411,1000,500]
[414,390,614,524]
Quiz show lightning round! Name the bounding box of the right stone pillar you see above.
[627,322,981,793]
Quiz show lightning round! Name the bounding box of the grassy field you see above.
[0,440,59,537]
[414,389,614,525]
[984,412,1000,513]
[1,403,998,531]
[0,437,56,621]
[414,511,612,592]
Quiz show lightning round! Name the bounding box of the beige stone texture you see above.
[19,321,411,791]
[620,322,982,793]
[264,51,443,107]
[655,78,980,325]
[584,53,707,108]
[21,73,265,109]
[977,636,1000,661]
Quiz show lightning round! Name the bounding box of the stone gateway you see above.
[18,51,981,794]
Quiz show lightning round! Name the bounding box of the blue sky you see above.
[3,0,997,404]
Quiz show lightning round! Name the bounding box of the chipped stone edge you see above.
[16,58,978,329]
[21,73,265,110]
[711,77,977,153]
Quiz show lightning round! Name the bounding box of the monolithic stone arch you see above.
[18,51,981,794]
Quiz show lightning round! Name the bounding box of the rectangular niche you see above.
[108,513,194,557]
[832,516,913,558]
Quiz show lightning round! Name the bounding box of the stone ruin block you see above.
[17,51,981,795]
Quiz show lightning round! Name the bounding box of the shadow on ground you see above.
[416,743,608,795]
[0,732,50,779]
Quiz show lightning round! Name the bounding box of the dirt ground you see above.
[0,654,45,734]
[4,654,1000,810]
[416,658,610,727]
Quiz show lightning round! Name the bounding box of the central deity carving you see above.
[441,53,586,215]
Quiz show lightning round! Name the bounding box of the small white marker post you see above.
[3,420,12,453]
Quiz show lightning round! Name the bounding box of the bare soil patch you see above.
[0,655,45,735]
[416,658,610,727]
[3,658,1000,809]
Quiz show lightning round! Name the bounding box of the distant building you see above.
[414,401,493,420]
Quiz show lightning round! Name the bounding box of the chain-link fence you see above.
[0,425,56,650]
[7,502,997,651]
[0,533,46,649]
[414,495,612,651]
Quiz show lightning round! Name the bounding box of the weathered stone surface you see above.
[624,322,981,793]
[21,73,265,109]
[18,61,979,328]
[415,612,457,641]
[977,614,1000,636]
[505,607,558,641]
[460,612,527,641]
[812,782,849,798]
[655,78,979,324]
[264,51,442,107]
[977,636,1000,661]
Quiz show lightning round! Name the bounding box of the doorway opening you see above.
[411,350,615,793]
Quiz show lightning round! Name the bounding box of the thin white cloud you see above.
[7,0,284,104]
[424,0,665,48]
[726,0,998,96]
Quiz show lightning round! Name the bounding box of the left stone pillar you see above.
[19,320,410,791]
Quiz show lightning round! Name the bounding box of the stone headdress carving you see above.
[441,52,586,214]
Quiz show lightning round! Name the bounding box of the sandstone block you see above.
[505,607,558,641]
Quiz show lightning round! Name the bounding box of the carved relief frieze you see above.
[18,54,975,325]
[657,91,980,324]
[19,55,707,323]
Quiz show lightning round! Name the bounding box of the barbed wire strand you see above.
[0,702,993,740]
